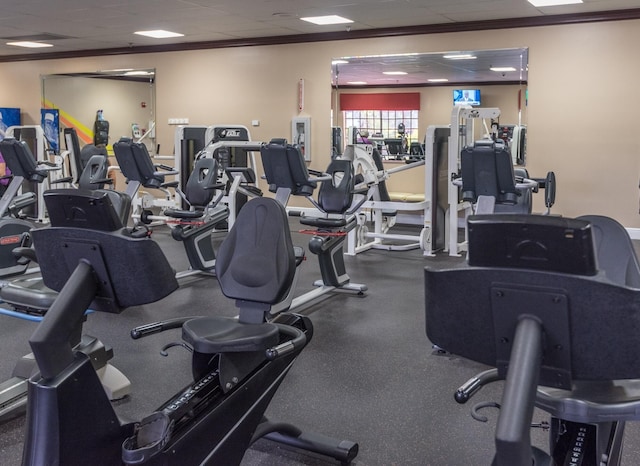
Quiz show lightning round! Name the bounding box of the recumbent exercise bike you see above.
[425,213,640,465]
[21,190,358,465]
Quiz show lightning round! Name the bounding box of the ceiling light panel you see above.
[6,41,53,48]
[527,0,582,6]
[134,30,184,39]
[300,15,353,25]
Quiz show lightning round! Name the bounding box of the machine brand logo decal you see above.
[0,235,21,245]
[220,129,241,138]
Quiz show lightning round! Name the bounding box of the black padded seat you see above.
[79,143,108,170]
[164,158,222,219]
[78,154,110,190]
[300,217,348,229]
[0,138,49,182]
[182,317,279,354]
[461,141,518,205]
[165,208,205,219]
[215,197,295,306]
[177,197,297,355]
[113,139,173,190]
[260,142,316,196]
[0,276,57,314]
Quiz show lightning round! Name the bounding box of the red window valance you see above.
[340,92,420,111]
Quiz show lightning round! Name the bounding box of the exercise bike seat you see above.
[182,318,279,354]
[164,157,225,219]
[299,159,355,231]
[181,197,297,357]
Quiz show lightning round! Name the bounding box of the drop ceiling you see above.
[0,0,638,59]
[1,1,638,85]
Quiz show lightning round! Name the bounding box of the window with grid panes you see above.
[343,109,419,145]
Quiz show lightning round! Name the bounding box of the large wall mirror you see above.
[330,48,528,154]
[41,68,156,154]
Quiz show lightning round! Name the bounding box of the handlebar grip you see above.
[265,325,306,360]
[288,210,302,217]
[131,322,164,339]
[130,317,197,339]
[454,368,500,404]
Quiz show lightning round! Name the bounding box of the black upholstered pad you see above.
[299,217,347,228]
[260,142,316,196]
[215,197,295,304]
[0,138,48,181]
[163,208,205,219]
[0,276,57,312]
[32,227,178,310]
[182,316,279,354]
[425,265,640,382]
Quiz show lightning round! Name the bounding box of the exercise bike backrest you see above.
[460,140,518,206]
[113,138,167,189]
[425,214,640,464]
[32,189,176,317]
[78,154,111,191]
[0,138,49,182]
[260,140,317,196]
[215,196,296,322]
[180,157,219,209]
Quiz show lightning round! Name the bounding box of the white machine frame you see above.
[446,105,501,256]
[341,143,433,256]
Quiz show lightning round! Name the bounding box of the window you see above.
[343,109,419,144]
[339,93,421,149]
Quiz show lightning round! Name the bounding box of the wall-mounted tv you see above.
[453,89,481,106]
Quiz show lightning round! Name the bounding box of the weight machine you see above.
[340,143,433,255]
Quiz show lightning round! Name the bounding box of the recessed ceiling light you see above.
[301,15,353,25]
[383,71,407,76]
[7,41,53,48]
[134,30,184,39]
[528,0,582,6]
[428,78,449,83]
[332,59,349,65]
[347,81,367,85]
[490,67,517,72]
[443,54,477,60]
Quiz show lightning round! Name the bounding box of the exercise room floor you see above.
[1,220,640,465]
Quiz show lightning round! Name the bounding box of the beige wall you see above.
[0,19,638,227]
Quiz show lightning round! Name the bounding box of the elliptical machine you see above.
[21,191,358,465]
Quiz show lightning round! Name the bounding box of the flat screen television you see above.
[453,89,481,106]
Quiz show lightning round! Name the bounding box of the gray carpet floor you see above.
[0,220,639,465]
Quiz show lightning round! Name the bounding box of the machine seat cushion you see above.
[163,208,205,219]
[182,316,279,354]
[299,217,347,229]
[0,277,57,314]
